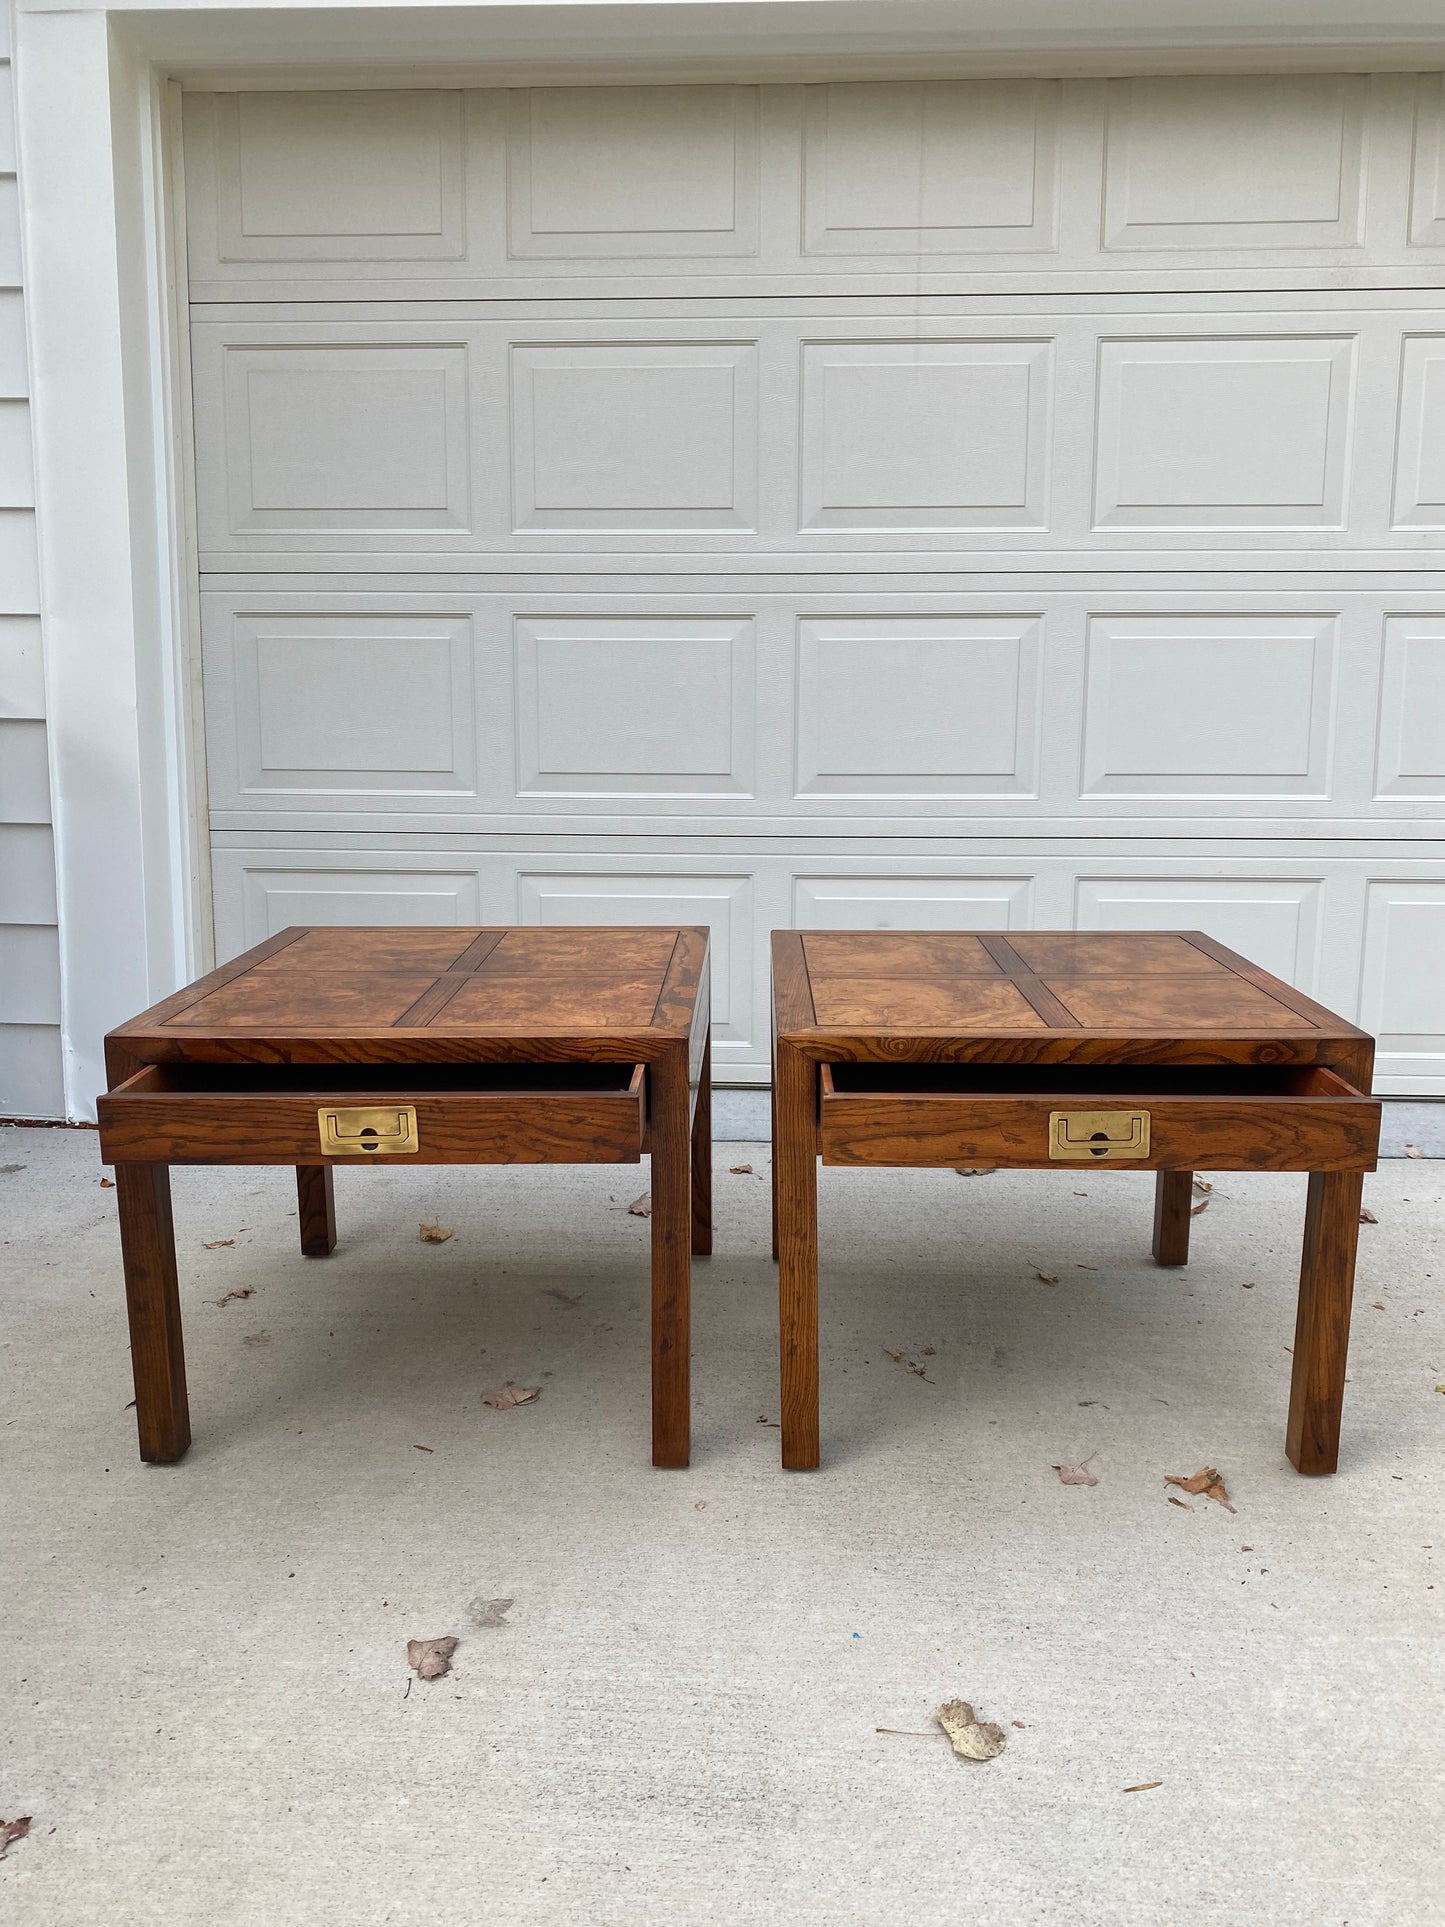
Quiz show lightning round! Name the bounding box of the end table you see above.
[98,926,711,1468]
[771,930,1379,1475]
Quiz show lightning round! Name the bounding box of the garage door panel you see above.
[1101,75,1366,253]
[185,78,1445,300]
[193,305,1434,563]
[202,586,1445,828]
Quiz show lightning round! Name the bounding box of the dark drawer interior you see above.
[823,1064,1361,1099]
[123,1062,642,1097]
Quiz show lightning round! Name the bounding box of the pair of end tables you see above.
[98,925,1380,1477]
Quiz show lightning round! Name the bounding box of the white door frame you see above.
[13,0,1442,1118]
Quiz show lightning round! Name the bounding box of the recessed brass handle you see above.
[1048,1109,1150,1161]
[318,1104,420,1157]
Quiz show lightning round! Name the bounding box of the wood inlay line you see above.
[452,931,508,973]
[393,974,474,1029]
[977,936,1081,1028]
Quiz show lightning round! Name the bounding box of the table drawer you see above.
[819,1064,1379,1172]
[98,1063,647,1165]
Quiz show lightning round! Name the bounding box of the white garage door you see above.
[183,75,1445,1091]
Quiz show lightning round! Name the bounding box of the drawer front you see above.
[819,1077,1380,1173]
[97,1071,646,1166]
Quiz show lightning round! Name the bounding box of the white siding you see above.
[0,24,62,1118]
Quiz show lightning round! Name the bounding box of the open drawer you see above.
[97,1062,648,1165]
[818,1063,1379,1172]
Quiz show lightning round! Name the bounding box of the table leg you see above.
[296,1165,337,1257]
[115,1163,190,1464]
[776,1040,819,1470]
[1152,1170,1193,1267]
[650,1047,692,1468]
[691,1049,713,1258]
[1287,1169,1364,1474]
[769,1072,779,1262]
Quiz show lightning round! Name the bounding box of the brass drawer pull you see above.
[1048,1109,1150,1161]
[318,1104,420,1156]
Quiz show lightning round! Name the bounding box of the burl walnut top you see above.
[773,930,1370,1068]
[108,927,710,1067]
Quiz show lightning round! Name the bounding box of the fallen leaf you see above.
[210,1286,254,1308]
[1242,1281,1255,1289]
[412,1444,434,1453]
[935,1700,1006,1762]
[1192,1178,1214,1195]
[1165,1466,1236,1513]
[921,1345,936,1357]
[1190,1199,1210,1217]
[0,1816,31,1859]
[1034,1270,1059,1285]
[1405,1144,1423,1158]
[1052,1455,1098,1487]
[418,1222,453,1243]
[1011,1720,1027,1729]
[1359,1208,1378,1224]
[1372,1302,1386,1311]
[728,1163,754,1175]
[1124,1781,1163,1793]
[467,1596,513,1629]
[99,1177,114,1188]
[407,1636,458,1682]
[202,1238,235,1250]
[1435,1384,1445,1396]
[627,1193,652,1217]
[954,1167,996,1177]
[695,1500,706,1512]
[1167,1495,1191,1509]
[482,1383,540,1411]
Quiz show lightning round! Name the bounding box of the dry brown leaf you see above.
[1371,1302,1386,1311]
[1124,1781,1163,1793]
[406,1636,458,1682]
[99,1177,115,1188]
[935,1700,1006,1762]
[627,1193,653,1217]
[0,1816,31,1859]
[203,1238,235,1250]
[211,1286,254,1308]
[728,1163,753,1175]
[482,1382,540,1411]
[1192,1178,1214,1195]
[1189,1199,1210,1217]
[1167,1495,1191,1509]
[1359,1208,1378,1224]
[1052,1456,1098,1487]
[418,1222,453,1243]
[954,1167,996,1177]
[1165,1466,1236,1513]
[1405,1143,1423,1158]
[1034,1270,1059,1285]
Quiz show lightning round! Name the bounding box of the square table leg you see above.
[1287,1168,1365,1474]
[1152,1170,1194,1267]
[691,1049,713,1258]
[775,1040,820,1470]
[296,1165,337,1257]
[115,1162,191,1464]
[650,1047,692,1468]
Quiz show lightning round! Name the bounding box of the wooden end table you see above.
[98,926,711,1468]
[770,930,1380,1475]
